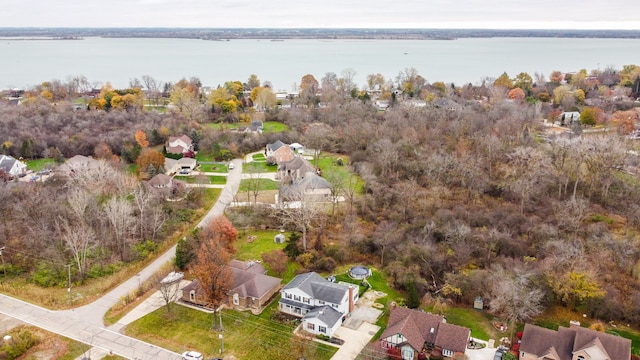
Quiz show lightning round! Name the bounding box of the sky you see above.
[2,0,639,30]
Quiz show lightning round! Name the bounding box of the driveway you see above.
[466,338,500,360]
[330,322,380,360]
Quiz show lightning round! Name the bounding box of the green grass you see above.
[252,153,266,161]
[440,307,499,341]
[195,152,215,162]
[262,121,290,133]
[234,230,286,261]
[243,161,278,173]
[199,163,227,173]
[173,175,226,184]
[126,305,336,359]
[57,338,92,360]
[239,178,280,191]
[24,158,56,171]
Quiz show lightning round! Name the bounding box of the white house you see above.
[166,135,193,154]
[0,155,27,176]
[164,157,197,175]
[279,272,358,337]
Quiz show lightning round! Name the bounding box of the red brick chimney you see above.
[348,286,354,313]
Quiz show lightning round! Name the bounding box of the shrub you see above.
[31,262,66,287]
[0,326,40,360]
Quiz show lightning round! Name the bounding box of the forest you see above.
[2,63,640,330]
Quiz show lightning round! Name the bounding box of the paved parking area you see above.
[466,338,499,360]
[331,322,380,360]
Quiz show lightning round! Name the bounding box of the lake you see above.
[2,37,640,91]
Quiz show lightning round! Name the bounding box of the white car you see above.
[182,351,203,360]
[228,162,235,170]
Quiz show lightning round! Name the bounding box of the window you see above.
[442,349,453,357]
[233,293,239,305]
[285,293,292,299]
[307,323,315,331]
[294,295,301,301]
[577,357,585,360]
[303,297,310,304]
[318,300,325,305]
[319,326,327,334]
[402,349,414,360]
[189,290,195,302]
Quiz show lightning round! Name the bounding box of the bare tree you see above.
[103,196,134,261]
[487,264,544,338]
[57,219,96,279]
[159,271,183,314]
[277,189,325,252]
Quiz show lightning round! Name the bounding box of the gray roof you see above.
[520,323,631,360]
[283,272,348,304]
[267,140,287,152]
[0,155,16,173]
[303,305,343,328]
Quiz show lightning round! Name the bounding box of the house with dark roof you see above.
[380,303,470,359]
[182,260,281,314]
[243,120,263,134]
[519,322,631,360]
[166,135,193,155]
[0,155,27,177]
[265,140,294,164]
[279,272,358,337]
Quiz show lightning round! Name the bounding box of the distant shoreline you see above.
[1,28,640,40]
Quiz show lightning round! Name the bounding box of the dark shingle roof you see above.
[434,322,470,354]
[267,140,287,152]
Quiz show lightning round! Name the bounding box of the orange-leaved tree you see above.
[199,215,238,255]
[191,236,233,308]
[135,129,149,148]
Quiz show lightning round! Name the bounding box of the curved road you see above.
[0,158,244,359]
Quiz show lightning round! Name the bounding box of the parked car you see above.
[179,169,190,175]
[228,162,235,170]
[494,347,506,360]
[182,351,203,360]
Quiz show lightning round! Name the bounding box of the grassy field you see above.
[244,160,278,173]
[252,153,266,161]
[173,175,226,184]
[198,163,228,172]
[125,305,337,360]
[234,229,286,262]
[207,121,290,133]
[238,178,280,191]
[24,158,56,171]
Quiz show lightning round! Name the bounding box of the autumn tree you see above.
[513,72,533,94]
[191,235,233,308]
[135,148,165,179]
[299,74,319,106]
[507,88,526,101]
[135,129,149,148]
[550,70,564,84]
[494,72,513,89]
[250,86,276,112]
[261,249,288,276]
[580,107,597,126]
[199,215,238,255]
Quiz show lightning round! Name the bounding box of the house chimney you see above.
[348,286,354,313]
[569,320,581,329]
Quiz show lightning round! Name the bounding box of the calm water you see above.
[2,37,640,91]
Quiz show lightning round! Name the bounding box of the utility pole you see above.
[0,246,6,282]
[65,264,72,306]
[218,308,224,354]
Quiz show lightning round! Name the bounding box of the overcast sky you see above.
[2,0,639,29]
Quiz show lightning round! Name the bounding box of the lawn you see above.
[173,175,226,184]
[238,178,280,191]
[198,163,228,173]
[234,229,286,261]
[125,305,337,360]
[24,158,56,171]
[252,153,266,161]
[207,121,290,133]
[243,160,278,173]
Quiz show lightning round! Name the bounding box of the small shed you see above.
[474,296,484,310]
[274,233,286,244]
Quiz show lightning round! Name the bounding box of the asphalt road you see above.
[0,156,245,359]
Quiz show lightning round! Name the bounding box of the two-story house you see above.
[265,140,295,164]
[166,135,193,155]
[279,272,358,337]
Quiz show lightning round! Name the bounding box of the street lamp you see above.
[218,332,224,354]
